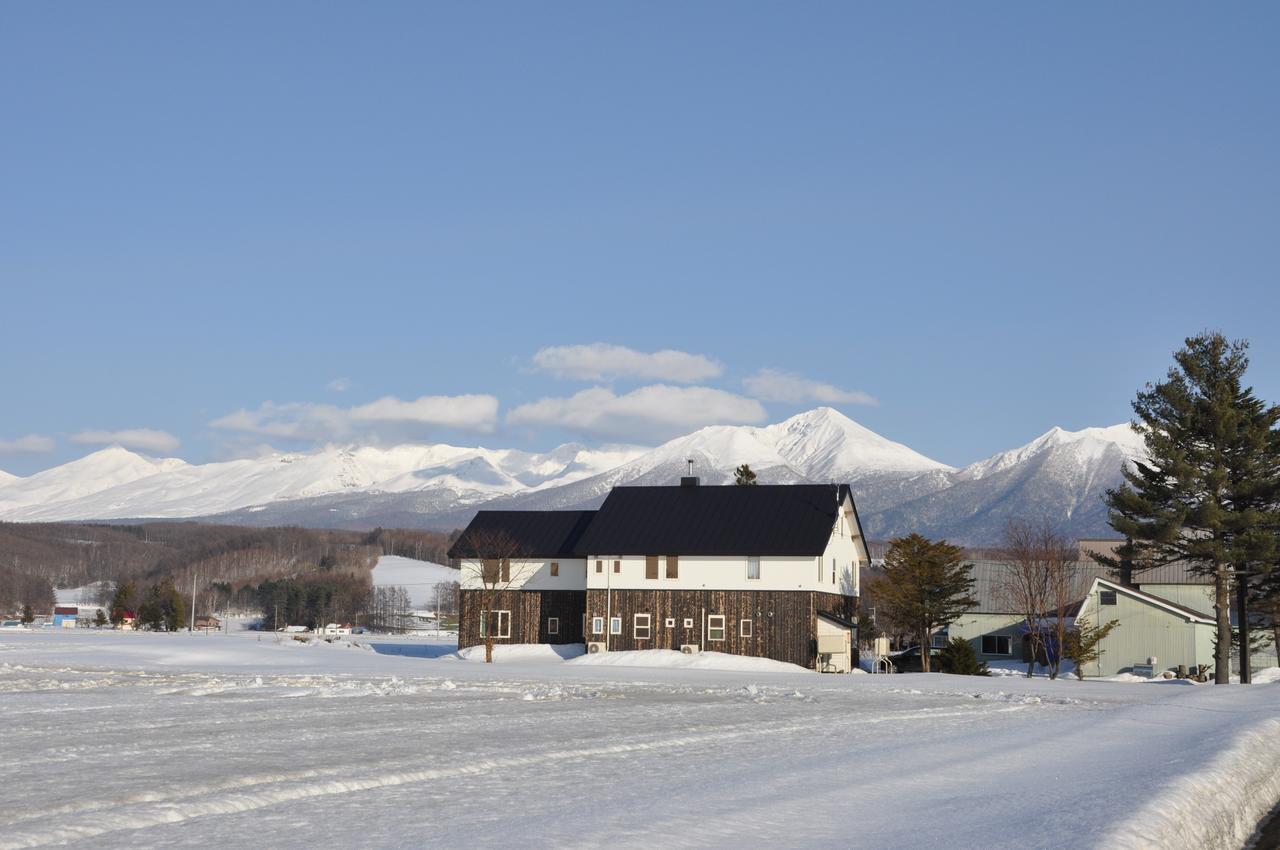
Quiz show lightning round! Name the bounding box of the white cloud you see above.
[0,434,56,454]
[743,369,878,406]
[71,428,181,455]
[327,377,352,392]
[531,344,723,383]
[508,385,767,441]
[211,394,500,440]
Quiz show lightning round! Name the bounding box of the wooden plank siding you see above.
[458,590,586,649]
[585,589,856,669]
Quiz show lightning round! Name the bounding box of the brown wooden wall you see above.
[458,590,586,649]
[584,589,857,669]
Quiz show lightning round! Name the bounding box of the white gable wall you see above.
[457,558,587,591]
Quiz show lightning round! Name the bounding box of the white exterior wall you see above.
[585,493,866,595]
[457,558,588,591]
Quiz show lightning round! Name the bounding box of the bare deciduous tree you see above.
[455,528,533,663]
[997,517,1082,680]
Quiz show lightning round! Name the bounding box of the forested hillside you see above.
[0,522,456,615]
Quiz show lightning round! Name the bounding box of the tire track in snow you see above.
[0,704,1018,848]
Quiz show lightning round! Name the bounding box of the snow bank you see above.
[452,643,585,663]
[1252,666,1280,684]
[567,648,810,674]
[1105,711,1280,850]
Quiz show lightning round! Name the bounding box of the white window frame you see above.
[707,615,726,642]
[665,617,675,628]
[480,610,511,639]
[547,617,559,636]
[930,628,949,649]
[683,617,694,628]
[747,557,760,581]
[610,616,622,636]
[592,616,605,635]
[740,618,752,638]
[634,613,651,640]
[982,634,1012,656]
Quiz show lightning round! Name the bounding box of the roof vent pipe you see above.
[681,459,699,487]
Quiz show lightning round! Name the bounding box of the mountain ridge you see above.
[0,409,1140,544]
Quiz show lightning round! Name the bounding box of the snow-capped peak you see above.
[960,423,1144,482]
[767,407,953,477]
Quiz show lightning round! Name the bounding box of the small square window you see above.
[547,617,559,635]
[550,562,559,577]
[665,618,675,628]
[1100,590,1118,606]
[610,617,622,635]
[683,618,693,628]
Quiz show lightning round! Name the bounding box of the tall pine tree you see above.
[1105,333,1280,684]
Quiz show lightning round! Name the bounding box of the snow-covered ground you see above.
[370,555,459,608]
[2,630,1278,850]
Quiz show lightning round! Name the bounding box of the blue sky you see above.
[2,2,1278,475]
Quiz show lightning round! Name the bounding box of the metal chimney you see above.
[681,458,699,487]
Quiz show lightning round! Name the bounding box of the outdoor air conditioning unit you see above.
[680,644,700,655]
[587,641,607,654]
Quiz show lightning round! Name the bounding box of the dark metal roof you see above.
[573,484,853,556]
[447,510,596,559]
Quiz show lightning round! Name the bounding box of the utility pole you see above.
[189,571,197,633]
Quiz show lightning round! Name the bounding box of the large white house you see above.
[449,478,869,671]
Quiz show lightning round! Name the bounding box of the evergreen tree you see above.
[1104,333,1280,684]
[93,609,108,628]
[733,464,757,486]
[137,579,188,631]
[875,534,977,673]
[20,603,34,624]
[939,637,989,676]
[110,581,138,626]
[1063,617,1119,680]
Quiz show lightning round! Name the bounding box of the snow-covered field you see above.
[2,630,1278,850]
[370,555,459,608]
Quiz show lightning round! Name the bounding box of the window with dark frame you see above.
[981,635,1012,655]
[1100,590,1118,606]
[480,610,511,639]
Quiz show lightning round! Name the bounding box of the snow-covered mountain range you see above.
[0,408,1145,544]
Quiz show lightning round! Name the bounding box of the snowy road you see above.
[2,632,1278,850]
